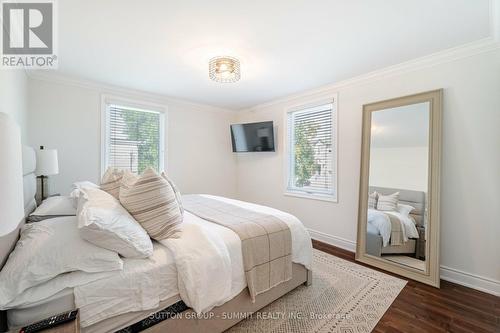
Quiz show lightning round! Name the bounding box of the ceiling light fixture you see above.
[209,56,240,83]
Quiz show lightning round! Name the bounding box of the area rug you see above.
[227,249,406,333]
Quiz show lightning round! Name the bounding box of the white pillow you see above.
[72,181,100,191]
[0,217,123,306]
[397,203,415,216]
[70,181,100,203]
[27,196,77,222]
[77,187,153,258]
[2,270,115,309]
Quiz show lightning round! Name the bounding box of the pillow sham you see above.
[397,203,415,216]
[368,191,378,209]
[161,172,184,214]
[376,192,399,211]
[1,269,115,309]
[73,181,100,191]
[77,187,153,258]
[100,167,124,199]
[120,167,182,240]
[27,196,77,223]
[0,217,123,306]
[70,181,100,205]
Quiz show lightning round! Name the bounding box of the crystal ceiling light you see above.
[209,56,241,83]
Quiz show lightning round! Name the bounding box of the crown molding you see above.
[27,36,500,114]
[245,38,500,112]
[26,71,235,114]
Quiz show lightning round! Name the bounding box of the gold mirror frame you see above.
[355,89,442,287]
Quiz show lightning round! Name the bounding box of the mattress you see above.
[7,242,179,330]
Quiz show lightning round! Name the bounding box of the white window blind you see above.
[104,104,164,174]
[287,101,336,199]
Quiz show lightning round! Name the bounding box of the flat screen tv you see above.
[230,121,275,152]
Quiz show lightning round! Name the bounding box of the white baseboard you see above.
[308,229,500,296]
[440,266,500,296]
[308,228,356,252]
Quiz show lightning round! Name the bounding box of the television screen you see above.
[230,121,275,152]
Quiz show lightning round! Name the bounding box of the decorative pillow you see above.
[77,187,154,258]
[0,217,123,306]
[368,191,378,209]
[120,167,182,240]
[161,172,184,214]
[27,196,77,222]
[397,203,415,216]
[100,167,124,199]
[377,192,399,211]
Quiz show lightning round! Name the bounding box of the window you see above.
[102,98,165,175]
[286,99,337,201]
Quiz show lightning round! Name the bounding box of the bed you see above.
[365,186,425,258]
[0,117,312,333]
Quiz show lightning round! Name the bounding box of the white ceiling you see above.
[52,0,491,109]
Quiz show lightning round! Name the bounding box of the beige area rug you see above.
[227,249,406,333]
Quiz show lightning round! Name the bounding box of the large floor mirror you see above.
[356,90,442,287]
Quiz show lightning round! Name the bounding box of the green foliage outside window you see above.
[122,110,160,174]
[294,122,318,187]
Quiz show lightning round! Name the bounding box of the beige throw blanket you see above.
[182,195,292,301]
[387,213,404,246]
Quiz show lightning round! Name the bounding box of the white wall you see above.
[0,70,28,142]
[27,75,237,197]
[235,46,500,293]
[369,147,428,191]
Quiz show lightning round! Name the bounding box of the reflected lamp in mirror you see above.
[35,146,59,201]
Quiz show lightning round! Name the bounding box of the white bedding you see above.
[6,242,177,329]
[367,208,419,247]
[160,195,313,314]
[74,242,178,327]
[5,195,312,328]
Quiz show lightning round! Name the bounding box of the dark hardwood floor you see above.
[312,239,500,333]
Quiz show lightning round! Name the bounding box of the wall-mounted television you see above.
[230,121,275,152]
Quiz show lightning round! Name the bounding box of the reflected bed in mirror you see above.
[356,90,442,287]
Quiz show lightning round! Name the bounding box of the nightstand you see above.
[416,226,426,260]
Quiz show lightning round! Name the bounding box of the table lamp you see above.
[35,146,59,201]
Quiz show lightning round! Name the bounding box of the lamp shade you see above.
[0,113,24,236]
[35,149,59,176]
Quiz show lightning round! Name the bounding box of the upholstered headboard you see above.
[0,146,37,270]
[369,186,426,226]
[22,146,37,216]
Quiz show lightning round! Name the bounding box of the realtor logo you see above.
[1,0,57,68]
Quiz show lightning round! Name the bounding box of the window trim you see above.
[284,95,338,202]
[100,94,167,178]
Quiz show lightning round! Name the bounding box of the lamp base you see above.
[37,175,48,204]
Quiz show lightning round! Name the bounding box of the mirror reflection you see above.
[365,102,429,271]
